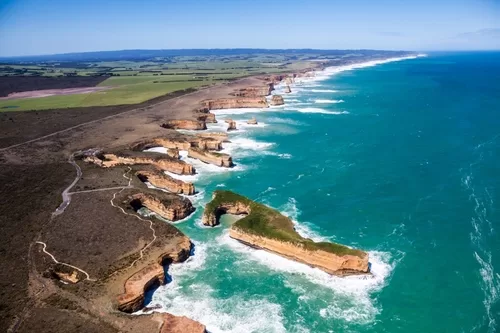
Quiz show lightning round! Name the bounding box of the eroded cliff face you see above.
[134,136,223,153]
[136,169,195,195]
[86,152,195,175]
[160,313,207,333]
[270,95,285,106]
[202,201,251,227]
[202,97,268,110]
[196,110,217,124]
[129,192,195,221]
[232,84,274,97]
[229,228,369,276]
[188,148,233,168]
[117,236,192,313]
[162,119,207,130]
[196,132,229,142]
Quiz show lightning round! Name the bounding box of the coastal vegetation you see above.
[0,49,410,111]
[205,190,365,258]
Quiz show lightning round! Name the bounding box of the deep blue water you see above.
[148,52,500,333]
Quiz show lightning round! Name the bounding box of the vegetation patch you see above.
[206,190,365,257]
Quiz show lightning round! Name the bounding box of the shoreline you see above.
[0,53,420,333]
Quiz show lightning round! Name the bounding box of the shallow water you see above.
[146,52,500,333]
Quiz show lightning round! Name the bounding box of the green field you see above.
[0,54,317,111]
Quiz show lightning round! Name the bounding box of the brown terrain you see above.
[0,72,301,332]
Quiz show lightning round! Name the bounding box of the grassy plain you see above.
[0,54,316,111]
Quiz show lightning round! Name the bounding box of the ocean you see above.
[146,52,500,333]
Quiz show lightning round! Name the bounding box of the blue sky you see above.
[0,0,499,56]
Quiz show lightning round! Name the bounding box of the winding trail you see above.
[109,167,158,271]
[53,153,82,216]
[35,241,96,281]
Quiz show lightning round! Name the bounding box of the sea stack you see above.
[247,117,258,125]
[284,85,291,94]
[225,118,237,131]
[270,95,285,106]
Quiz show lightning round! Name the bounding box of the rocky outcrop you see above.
[284,85,291,94]
[162,119,207,130]
[229,228,369,276]
[202,200,251,227]
[136,169,195,195]
[265,75,286,84]
[134,136,223,153]
[202,97,268,110]
[196,132,229,142]
[128,191,195,221]
[225,119,237,131]
[160,313,207,333]
[196,110,217,124]
[87,151,195,175]
[232,84,274,97]
[270,95,284,106]
[203,191,370,276]
[117,236,192,313]
[188,147,233,167]
[247,118,258,125]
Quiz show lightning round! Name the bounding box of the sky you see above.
[0,0,499,57]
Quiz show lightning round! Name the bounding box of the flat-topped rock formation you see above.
[203,191,370,276]
[196,108,217,123]
[196,132,229,142]
[247,118,258,125]
[225,119,237,131]
[160,313,207,333]
[231,84,274,97]
[83,150,195,175]
[202,97,268,110]
[125,189,195,221]
[117,236,192,313]
[188,147,233,167]
[270,95,285,106]
[136,168,195,195]
[133,135,223,152]
[284,85,292,94]
[161,119,207,130]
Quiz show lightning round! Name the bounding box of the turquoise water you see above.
[148,52,500,333]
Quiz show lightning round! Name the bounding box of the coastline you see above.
[0,53,421,333]
[134,54,423,330]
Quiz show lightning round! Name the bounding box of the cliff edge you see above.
[202,190,369,276]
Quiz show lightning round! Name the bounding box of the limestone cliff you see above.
[133,135,223,153]
[203,191,370,276]
[128,191,195,221]
[202,97,268,110]
[229,228,369,276]
[270,95,284,106]
[93,151,195,175]
[160,313,207,333]
[117,236,192,313]
[196,108,217,124]
[196,132,229,142]
[188,147,233,167]
[162,119,207,130]
[232,84,274,97]
[136,169,195,195]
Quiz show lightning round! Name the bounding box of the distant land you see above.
[0,48,411,62]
